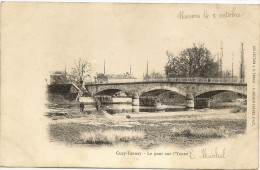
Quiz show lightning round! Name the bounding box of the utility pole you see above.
[240,43,245,79]
[64,65,67,83]
[232,52,234,78]
[146,58,149,77]
[217,52,220,63]
[217,52,220,77]
[64,65,67,76]
[220,42,223,78]
[104,60,106,74]
[130,64,132,75]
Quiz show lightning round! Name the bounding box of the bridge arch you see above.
[139,85,186,97]
[195,88,247,98]
[95,89,130,97]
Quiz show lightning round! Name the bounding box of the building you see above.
[95,72,137,83]
[49,71,67,84]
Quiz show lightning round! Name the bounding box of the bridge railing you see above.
[86,78,246,84]
[144,78,245,83]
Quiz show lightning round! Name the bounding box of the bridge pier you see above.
[132,92,139,106]
[194,98,211,109]
[185,93,194,110]
[132,106,139,113]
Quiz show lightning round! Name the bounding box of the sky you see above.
[2,3,259,79]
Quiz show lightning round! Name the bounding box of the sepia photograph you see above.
[47,41,247,150]
[0,2,259,169]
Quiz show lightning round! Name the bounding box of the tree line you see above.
[164,44,241,79]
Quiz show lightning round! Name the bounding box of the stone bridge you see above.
[85,79,247,108]
[85,81,247,98]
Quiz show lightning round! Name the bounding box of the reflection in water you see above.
[101,104,186,114]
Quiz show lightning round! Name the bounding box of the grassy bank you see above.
[49,110,246,149]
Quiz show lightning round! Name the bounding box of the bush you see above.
[80,129,145,144]
[171,127,224,138]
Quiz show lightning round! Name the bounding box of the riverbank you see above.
[48,108,246,149]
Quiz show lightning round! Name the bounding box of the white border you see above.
[0,0,260,4]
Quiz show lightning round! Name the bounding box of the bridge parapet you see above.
[86,78,246,85]
[145,78,245,84]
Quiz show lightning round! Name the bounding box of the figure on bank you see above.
[95,98,101,110]
[80,102,84,112]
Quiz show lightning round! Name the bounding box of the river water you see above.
[102,104,186,114]
[47,99,245,117]
[47,103,188,117]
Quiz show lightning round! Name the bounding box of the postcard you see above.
[0,2,259,169]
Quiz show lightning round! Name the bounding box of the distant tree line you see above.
[165,44,233,78]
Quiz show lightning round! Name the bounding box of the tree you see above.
[71,59,93,84]
[165,44,220,78]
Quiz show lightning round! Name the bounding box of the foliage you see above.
[165,44,222,78]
